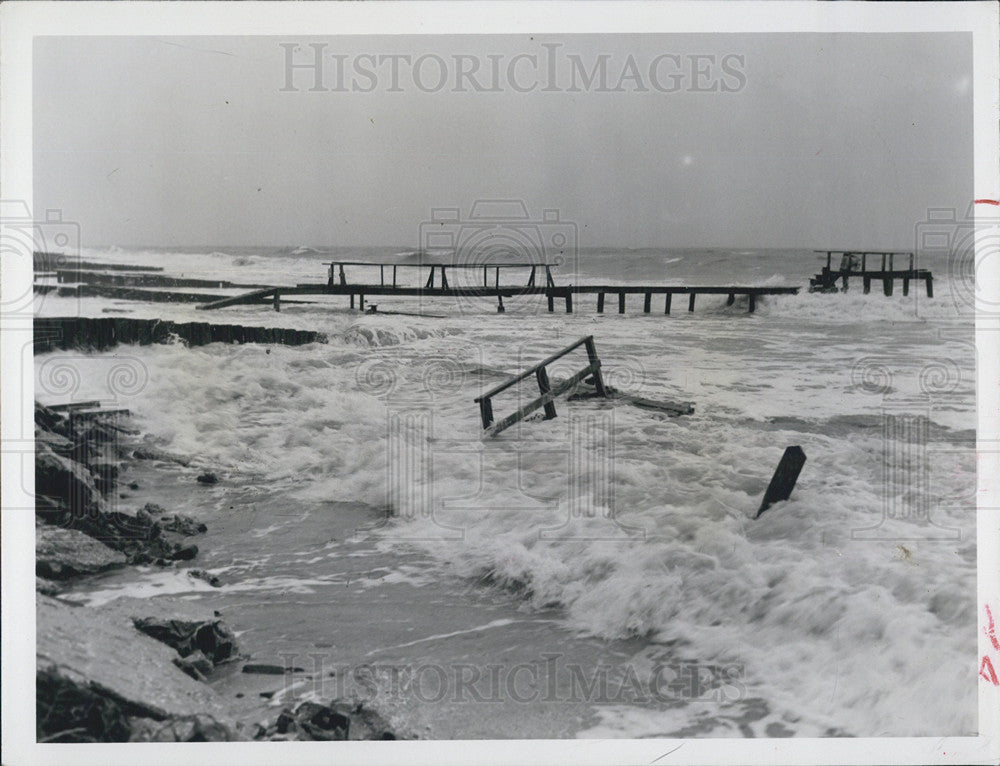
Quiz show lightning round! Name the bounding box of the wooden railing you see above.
[474,336,608,437]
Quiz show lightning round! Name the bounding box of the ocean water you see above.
[36,246,977,738]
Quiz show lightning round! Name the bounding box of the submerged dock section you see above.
[475,335,607,437]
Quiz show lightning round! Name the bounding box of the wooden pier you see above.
[197,259,799,314]
[810,251,933,297]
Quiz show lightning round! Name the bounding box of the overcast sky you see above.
[34,33,972,249]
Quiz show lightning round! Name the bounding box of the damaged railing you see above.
[475,336,608,437]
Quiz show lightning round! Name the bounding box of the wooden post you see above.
[584,336,608,397]
[726,293,735,306]
[380,265,385,286]
[861,253,867,272]
[748,293,756,313]
[273,291,281,312]
[339,264,347,285]
[597,293,605,313]
[756,446,806,517]
[425,267,435,289]
[528,266,536,287]
[881,253,886,272]
[565,293,573,313]
[643,293,651,313]
[545,267,555,287]
[497,294,505,313]
[479,398,494,429]
[483,266,488,287]
[328,264,334,287]
[926,274,933,297]
[863,276,871,294]
[440,267,449,289]
[883,276,893,296]
[826,252,832,270]
[664,293,672,314]
[350,293,355,309]
[618,292,626,314]
[536,367,558,419]
[902,275,910,296]
[889,253,894,273]
[393,265,397,287]
[547,293,554,312]
[359,294,365,311]
[495,267,500,289]
[688,293,696,312]
[909,253,914,272]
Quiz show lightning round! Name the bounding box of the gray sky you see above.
[34,33,972,249]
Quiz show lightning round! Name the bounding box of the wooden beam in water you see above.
[619,292,626,314]
[197,287,277,311]
[485,365,598,437]
[597,293,605,313]
[926,274,933,297]
[643,293,651,313]
[748,293,756,313]
[726,293,735,306]
[565,293,573,313]
[757,446,807,517]
[688,294,696,312]
[536,367,557,419]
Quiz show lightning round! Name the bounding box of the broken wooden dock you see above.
[196,259,800,314]
[810,250,933,296]
[475,335,608,437]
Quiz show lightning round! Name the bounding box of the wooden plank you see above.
[475,336,593,402]
[486,365,597,437]
[584,336,608,397]
[197,287,276,311]
[756,446,807,517]
[46,400,103,412]
[536,367,558,419]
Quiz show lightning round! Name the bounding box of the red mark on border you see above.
[982,604,1000,686]
[979,656,998,686]
[974,199,1000,206]
[985,604,1000,651]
